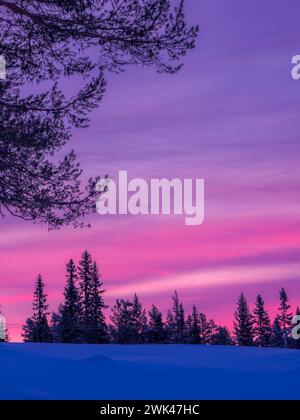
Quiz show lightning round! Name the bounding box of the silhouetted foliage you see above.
[17,266,300,349]
[186,305,201,344]
[270,316,284,348]
[278,288,293,348]
[22,318,35,343]
[212,326,233,346]
[168,291,186,343]
[165,309,175,343]
[110,299,134,344]
[131,294,147,343]
[109,294,147,343]
[90,261,108,343]
[22,275,52,342]
[206,319,218,344]
[78,250,95,342]
[78,251,107,343]
[0,0,198,228]
[146,305,165,343]
[50,308,63,343]
[253,294,272,347]
[234,293,254,346]
[60,259,83,343]
[199,312,210,344]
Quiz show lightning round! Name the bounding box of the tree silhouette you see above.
[147,304,165,343]
[18,255,298,349]
[234,293,254,346]
[270,316,284,348]
[278,288,293,348]
[60,259,83,343]
[168,291,186,343]
[22,275,52,342]
[89,261,108,343]
[0,0,198,228]
[253,294,272,347]
[186,305,201,344]
[212,327,233,346]
[131,294,147,343]
[110,298,134,343]
[199,312,210,344]
[165,309,175,342]
[78,250,97,343]
[50,308,63,343]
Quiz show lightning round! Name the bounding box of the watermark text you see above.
[96,171,205,226]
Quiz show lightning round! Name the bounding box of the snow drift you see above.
[0,343,299,400]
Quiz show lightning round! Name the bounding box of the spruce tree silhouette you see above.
[22,275,52,342]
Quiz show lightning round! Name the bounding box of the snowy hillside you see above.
[0,343,299,400]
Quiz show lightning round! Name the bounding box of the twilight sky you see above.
[1,0,300,341]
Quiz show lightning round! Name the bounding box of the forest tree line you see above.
[1,251,299,348]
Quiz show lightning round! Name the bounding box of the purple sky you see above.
[1,0,300,341]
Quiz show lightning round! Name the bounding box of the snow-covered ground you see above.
[0,343,299,400]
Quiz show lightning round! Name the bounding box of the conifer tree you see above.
[206,319,218,344]
[50,309,63,343]
[22,318,35,343]
[233,293,254,346]
[131,294,147,343]
[146,305,165,343]
[165,309,175,343]
[178,302,186,342]
[110,299,133,344]
[278,288,293,348]
[253,294,272,347]
[172,291,180,335]
[199,312,210,344]
[33,275,52,342]
[186,305,201,344]
[170,291,186,343]
[78,251,95,343]
[270,316,284,348]
[212,326,233,345]
[90,262,108,343]
[22,275,52,342]
[60,259,83,343]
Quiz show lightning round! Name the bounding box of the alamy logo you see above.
[291,55,300,80]
[0,55,6,80]
[96,171,205,226]
[292,315,300,340]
